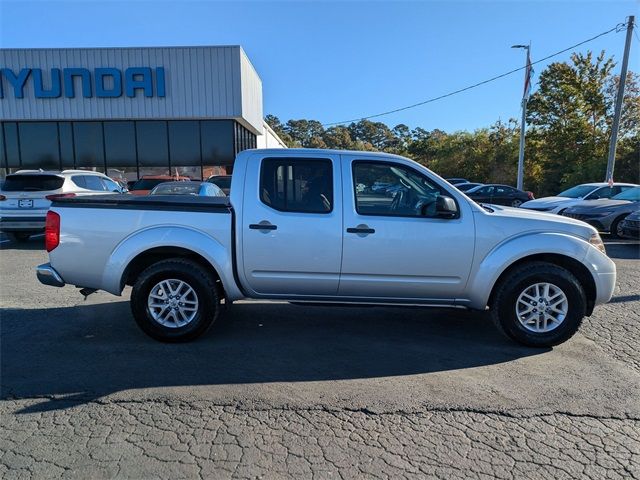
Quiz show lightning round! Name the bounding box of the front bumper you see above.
[36,263,66,287]
[0,216,46,232]
[583,247,617,306]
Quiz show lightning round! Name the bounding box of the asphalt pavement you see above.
[1,235,639,479]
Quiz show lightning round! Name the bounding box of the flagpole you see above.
[512,44,531,191]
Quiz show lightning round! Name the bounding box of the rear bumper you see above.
[36,263,66,287]
[0,216,46,232]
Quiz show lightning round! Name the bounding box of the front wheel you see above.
[610,215,628,239]
[490,262,586,347]
[130,258,220,342]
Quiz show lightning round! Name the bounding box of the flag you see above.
[523,49,533,102]
[608,176,614,187]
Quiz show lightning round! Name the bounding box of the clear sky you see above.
[1,0,638,132]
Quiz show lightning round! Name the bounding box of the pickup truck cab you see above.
[37,149,616,347]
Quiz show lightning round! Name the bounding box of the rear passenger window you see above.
[71,176,87,188]
[260,158,333,213]
[83,175,107,191]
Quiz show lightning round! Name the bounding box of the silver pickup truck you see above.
[37,148,616,347]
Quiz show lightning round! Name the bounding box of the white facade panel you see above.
[0,46,263,134]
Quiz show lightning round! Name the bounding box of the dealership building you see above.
[0,46,285,181]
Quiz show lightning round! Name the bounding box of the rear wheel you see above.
[490,262,586,347]
[510,199,523,208]
[130,258,220,342]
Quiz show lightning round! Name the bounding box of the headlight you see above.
[589,232,606,254]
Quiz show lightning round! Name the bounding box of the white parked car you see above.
[520,182,637,214]
[0,170,124,241]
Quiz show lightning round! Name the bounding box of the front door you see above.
[241,154,343,296]
[339,156,475,301]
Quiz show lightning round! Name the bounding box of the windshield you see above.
[208,176,231,189]
[612,187,640,201]
[558,185,597,198]
[151,183,200,195]
[1,174,64,192]
[130,179,171,191]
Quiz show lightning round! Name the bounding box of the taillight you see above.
[45,211,60,252]
[45,193,76,201]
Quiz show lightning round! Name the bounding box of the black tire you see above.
[511,199,523,208]
[610,215,628,239]
[130,258,220,342]
[490,261,586,347]
[11,232,32,242]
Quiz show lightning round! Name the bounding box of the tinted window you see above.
[104,122,137,167]
[586,187,615,200]
[71,176,86,188]
[73,122,105,168]
[3,123,20,167]
[201,121,234,166]
[260,158,333,213]
[559,185,597,198]
[2,174,64,192]
[83,175,107,191]
[152,183,200,195]
[169,121,201,166]
[353,162,444,217]
[612,187,640,201]
[136,121,168,166]
[101,177,121,192]
[18,122,60,170]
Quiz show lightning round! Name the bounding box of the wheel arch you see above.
[487,253,597,315]
[99,225,243,300]
[465,232,597,315]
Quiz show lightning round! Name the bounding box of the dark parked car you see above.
[446,177,469,185]
[561,186,640,237]
[620,210,640,239]
[206,175,232,195]
[465,184,534,207]
[455,182,483,192]
[149,181,226,197]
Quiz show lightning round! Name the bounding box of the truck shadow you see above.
[2,300,548,413]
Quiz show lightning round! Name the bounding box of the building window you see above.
[73,122,105,172]
[3,123,20,169]
[260,158,333,213]
[17,122,60,170]
[201,121,235,167]
[58,122,75,168]
[136,121,169,175]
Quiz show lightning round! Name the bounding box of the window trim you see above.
[259,157,334,214]
[351,160,460,220]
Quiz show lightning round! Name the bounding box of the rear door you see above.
[241,154,343,296]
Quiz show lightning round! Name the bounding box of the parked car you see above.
[520,183,637,214]
[206,175,232,195]
[446,177,469,185]
[464,184,533,207]
[37,148,615,348]
[455,182,483,192]
[129,175,191,196]
[561,187,640,237]
[150,181,226,197]
[0,169,123,241]
[620,210,640,239]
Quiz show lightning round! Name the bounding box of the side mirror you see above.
[435,195,458,218]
